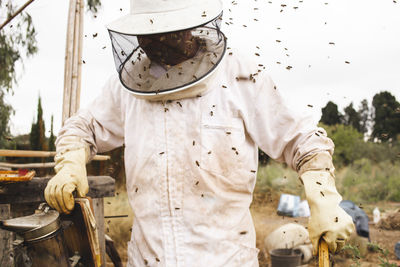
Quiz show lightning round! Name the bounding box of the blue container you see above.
[395,241,400,260]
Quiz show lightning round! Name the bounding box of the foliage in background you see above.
[29,96,46,151]
[371,91,400,142]
[320,101,342,126]
[321,123,365,166]
[338,158,400,203]
[321,92,400,142]
[48,114,56,151]
[87,0,102,13]
[0,1,38,92]
[0,90,13,149]
[343,102,361,132]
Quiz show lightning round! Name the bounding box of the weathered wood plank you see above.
[92,198,106,267]
[0,204,13,267]
[0,176,115,204]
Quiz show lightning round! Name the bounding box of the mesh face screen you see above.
[108,13,226,95]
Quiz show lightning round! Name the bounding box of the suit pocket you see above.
[200,116,246,177]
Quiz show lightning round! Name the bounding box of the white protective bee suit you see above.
[46,0,354,266]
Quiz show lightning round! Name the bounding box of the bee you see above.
[210,111,214,116]
[193,140,196,146]
[239,231,248,235]
[208,151,212,154]
[226,131,231,135]
[329,42,335,45]
[196,161,200,167]
[156,258,160,262]
[255,53,260,56]
[335,217,338,223]
[175,207,180,210]
[177,101,182,107]
[164,108,169,112]
[135,187,138,193]
[82,60,86,64]
[92,33,98,38]
[316,181,322,185]
[159,152,165,155]
[150,19,153,24]
[345,61,350,64]
[315,132,320,136]
[166,73,169,78]
[274,86,277,90]
[232,147,236,151]
[286,66,293,70]
[320,191,325,197]
[308,104,314,108]
[250,170,256,173]
[195,181,199,185]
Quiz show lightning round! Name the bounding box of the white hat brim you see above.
[107,0,222,35]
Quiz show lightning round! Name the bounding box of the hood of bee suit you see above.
[107,10,227,101]
[107,0,223,35]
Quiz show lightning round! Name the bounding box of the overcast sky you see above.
[4,0,400,136]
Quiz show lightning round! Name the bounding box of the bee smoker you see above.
[0,203,71,267]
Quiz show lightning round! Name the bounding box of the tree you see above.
[0,1,101,143]
[371,91,400,142]
[343,102,361,132]
[0,1,38,92]
[48,114,56,151]
[321,123,365,166]
[0,90,13,148]
[320,101,342,125]
[30,96,46,151]
[358,99,370,136]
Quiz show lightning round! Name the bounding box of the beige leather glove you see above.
[299,153,355,254]
[44,136,89,214]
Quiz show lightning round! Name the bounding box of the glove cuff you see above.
[54,136,90,173]
[56,136,90,162]
[297,151,335,177]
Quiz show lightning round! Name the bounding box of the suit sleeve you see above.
[56,75,125,160]
[243,72,334,171]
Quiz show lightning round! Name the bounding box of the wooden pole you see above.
[62,0,84,124]
[0,0,35,31]
[0,150,110,161]
[318,239,330,267]
[62,2,107,265]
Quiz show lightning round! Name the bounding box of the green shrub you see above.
[337,159,400,203]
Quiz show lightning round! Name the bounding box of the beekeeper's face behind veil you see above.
[137,30,200,66]
[107,0,226,101]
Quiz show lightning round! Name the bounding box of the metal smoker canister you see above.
[0,205,71,267]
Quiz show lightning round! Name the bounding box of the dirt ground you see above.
[251,198,400,267]
[105,193,400,266]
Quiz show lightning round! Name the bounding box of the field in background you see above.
[103,160,400,266]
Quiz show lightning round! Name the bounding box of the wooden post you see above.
[92,199,106,266]
[0,204,13,267]
[62,1,108,265]
[62,0,84,124]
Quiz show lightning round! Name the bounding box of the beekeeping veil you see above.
[107,0,226,101]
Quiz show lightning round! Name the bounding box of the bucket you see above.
[270,248,302,267]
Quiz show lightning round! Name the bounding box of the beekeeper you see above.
[45,0,355,266]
